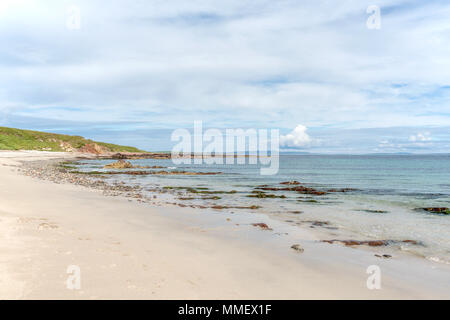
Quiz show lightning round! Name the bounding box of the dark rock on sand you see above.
[310,221,330,227]
[252,223,272,230]
[290,244,304,253]
[375,254,392,259]
[321,239,387,246]
[256,185,357,195]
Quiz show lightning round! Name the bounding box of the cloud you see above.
[280,125,312,148]
[409,132,431,142]
[0,1,449,152]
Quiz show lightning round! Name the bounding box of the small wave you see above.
[167,167,177,169]
[426,256,450,265]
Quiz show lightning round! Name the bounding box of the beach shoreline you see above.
[0,151,449,299]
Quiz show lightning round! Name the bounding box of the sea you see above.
[74,154,450,264]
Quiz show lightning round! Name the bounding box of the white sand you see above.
[0,151,449,299]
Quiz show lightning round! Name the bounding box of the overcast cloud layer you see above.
[0,0,449,152]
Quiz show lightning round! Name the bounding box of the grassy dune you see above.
[0,126,144,153]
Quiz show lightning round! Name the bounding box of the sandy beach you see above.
[0,151,449,299]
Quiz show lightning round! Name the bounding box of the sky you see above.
[0,0,449,153]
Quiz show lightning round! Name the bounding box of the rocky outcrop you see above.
[246,191,286,198]
[104,160,133,169]
[418,207,450,215]
[103,160,167,169]
[280,181,301,185]
[110,152,171,160]
[254,183,358,196]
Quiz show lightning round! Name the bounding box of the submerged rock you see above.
[355,209,389,214]
[211,205,261,210]
[327,188,358,193]
[256,186,327,195]
[280,181,301,185]
[297,199,319,203]
[321,239,423,247]
[418,207,450,215]
[201,196,221,200]
[246,191,286,199]
[303,220,337,229]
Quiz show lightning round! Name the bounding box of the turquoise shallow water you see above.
[77,154,450,263]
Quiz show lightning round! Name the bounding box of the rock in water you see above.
[290,244,304,253]
[419,207,450,215]
[104,159,133,169]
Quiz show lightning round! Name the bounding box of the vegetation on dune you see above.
[0,126,145,153]
[94,141,145,153]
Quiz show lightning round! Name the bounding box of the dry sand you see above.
[0,151,449,299]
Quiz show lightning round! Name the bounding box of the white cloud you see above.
[0,1,450,152]
[280,124,312,148]
[409,132,432,142]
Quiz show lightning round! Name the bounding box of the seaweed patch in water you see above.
[354,209,389,214]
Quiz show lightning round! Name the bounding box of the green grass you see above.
[0,126,145,152]
[94,141,145,153]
